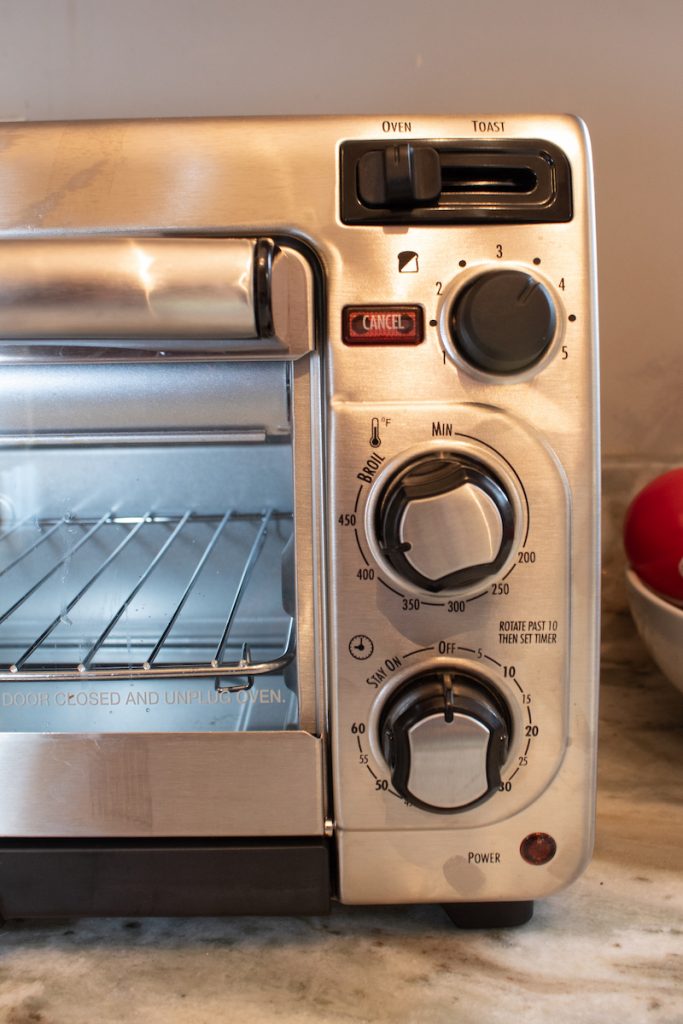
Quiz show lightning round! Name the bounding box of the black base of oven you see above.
[0,838,331,919]
[0,840,535,927]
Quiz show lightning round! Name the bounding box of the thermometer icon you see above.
[370,418,382,448]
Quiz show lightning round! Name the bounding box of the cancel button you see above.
[342,305,424,345]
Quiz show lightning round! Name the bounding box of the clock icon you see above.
[349,634,374,661]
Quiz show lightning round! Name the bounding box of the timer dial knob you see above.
[375,451,515,592]
[380,668,511,813]
[450,269,556,374]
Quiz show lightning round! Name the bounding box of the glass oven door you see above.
[0,238,325,839]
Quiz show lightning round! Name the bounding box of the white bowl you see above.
[625,569,683,695]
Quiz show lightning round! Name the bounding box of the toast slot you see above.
[439,159,537,195]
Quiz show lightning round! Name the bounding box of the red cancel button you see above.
[342,305,424,345]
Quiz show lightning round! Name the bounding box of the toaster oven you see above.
[0,114,598,928]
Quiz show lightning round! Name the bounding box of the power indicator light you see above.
[520,832,557,865]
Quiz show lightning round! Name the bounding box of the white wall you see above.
[1,0,681,459]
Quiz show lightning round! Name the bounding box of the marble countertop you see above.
[0,608,681,1024]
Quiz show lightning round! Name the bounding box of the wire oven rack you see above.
[0,509,295,686]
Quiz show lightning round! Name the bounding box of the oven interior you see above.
[0,361,301,734]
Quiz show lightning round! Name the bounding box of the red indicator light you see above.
[520,832,557,865]
[342,305,424,345]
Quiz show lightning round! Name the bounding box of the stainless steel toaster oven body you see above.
[0,115,598,925]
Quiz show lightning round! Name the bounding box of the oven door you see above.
[0,237,326,844]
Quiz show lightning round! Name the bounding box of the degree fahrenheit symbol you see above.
[349,634,374,661]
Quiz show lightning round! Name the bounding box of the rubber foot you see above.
[442,900,534,929]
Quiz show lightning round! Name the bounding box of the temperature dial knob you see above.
[375,451,515,592]
[380,668,511,813]
[450,269,556,374]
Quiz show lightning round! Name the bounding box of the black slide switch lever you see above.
[357,144,441,208]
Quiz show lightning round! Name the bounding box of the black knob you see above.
[451,270,556,374]
[375,451,515,593]
[380,668,511,813]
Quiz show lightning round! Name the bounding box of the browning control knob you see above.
[375,451,515,592]
[450,270,556,375]
[380,668,511,813]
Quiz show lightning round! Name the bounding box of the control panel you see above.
[327,117,598,908]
